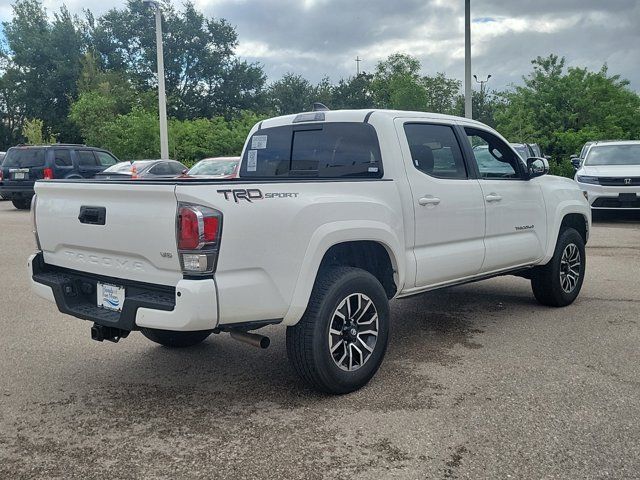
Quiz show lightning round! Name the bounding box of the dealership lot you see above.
[0,202,639,479]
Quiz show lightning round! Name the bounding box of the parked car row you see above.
[0,143,241,209]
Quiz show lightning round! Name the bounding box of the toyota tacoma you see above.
[29,109,591,394]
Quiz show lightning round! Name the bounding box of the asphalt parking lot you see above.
[0,201,639,480]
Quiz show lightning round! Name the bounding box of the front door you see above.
[463,127,547,273]
[397,120,486,288]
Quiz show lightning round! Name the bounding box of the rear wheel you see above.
[531,227,585,307]
[140,328,212,348]
[12,199,30,210]
[286,267,390,394]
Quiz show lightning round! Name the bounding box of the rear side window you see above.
[54,150,72,167]
[404,124,467,179]
[3,149,46,168]
[149,162,172,175]
[240,123,382,178]
[77,151,98,166]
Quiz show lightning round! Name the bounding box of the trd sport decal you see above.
[217,189,299,203]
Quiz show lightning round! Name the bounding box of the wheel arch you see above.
[282,221,403,326]
[542,207,590,264]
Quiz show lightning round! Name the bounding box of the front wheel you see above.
[12,199,31,210]
[286,267,390,394]
[140,328,212,348]
[531,227,586,307]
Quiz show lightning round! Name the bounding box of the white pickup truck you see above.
[29,109,591,394]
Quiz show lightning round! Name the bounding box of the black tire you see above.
[531,227,586,307]
[140,328,211,348]
[286,267,390,394]
[12,199,31,210]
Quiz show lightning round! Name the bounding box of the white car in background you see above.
[575,140,640,209]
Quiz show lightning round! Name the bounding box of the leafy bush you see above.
[549,159,575,179]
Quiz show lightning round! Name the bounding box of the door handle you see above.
[418,196,441,206]
[485,193,503,203]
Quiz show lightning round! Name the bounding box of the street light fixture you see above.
[143,0,169,160]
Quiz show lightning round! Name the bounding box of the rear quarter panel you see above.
[176,180,406,326]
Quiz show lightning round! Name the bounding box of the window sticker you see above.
[251,135,268,150]
[368,167,379,173]
[247,150,258,171]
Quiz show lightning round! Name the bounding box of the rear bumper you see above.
[29,253,218,332]
[0,182,35,199]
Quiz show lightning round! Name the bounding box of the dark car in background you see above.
[95,160,187,180]
[0,144,119,209]
[510,143,535,161]
[185,156,240,178]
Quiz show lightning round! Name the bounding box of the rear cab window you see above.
[3,148,46,168]
[239,122,383,178]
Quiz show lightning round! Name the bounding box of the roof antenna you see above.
[312,102,330,112]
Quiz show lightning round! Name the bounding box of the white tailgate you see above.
[35,181,182,286]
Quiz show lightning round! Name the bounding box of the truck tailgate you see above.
[35,181,182,286]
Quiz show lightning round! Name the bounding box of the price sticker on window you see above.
[247,150,258,171]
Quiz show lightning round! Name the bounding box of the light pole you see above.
[473,74,491,121]
[464,0,472,119]
[143,0,169,160]
[473,74,491,97]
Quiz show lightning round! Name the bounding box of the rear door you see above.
[396,119,486,287]
[52,149,75,178]
[35,181,182,286]
[462,127,547,272]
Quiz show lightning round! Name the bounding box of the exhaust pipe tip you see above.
[230,331,270,349]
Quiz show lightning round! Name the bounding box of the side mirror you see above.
[571,158,581,169]
[181,168,188,175]
[527,157,549,179]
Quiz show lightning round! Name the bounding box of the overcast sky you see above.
[1,0,639,91]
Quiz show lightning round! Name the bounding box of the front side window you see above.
[95,151,118,167]
[240,123,382,178]
[404,123,467,179]
[465,128,522,179]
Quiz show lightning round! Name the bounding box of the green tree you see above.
[331,73,374,109]
[423,73,461,115]
[22,118,56,144]
[266,73,316,115]
[2,0,86,142]
[91,0,265,119]
[372,53,423,108]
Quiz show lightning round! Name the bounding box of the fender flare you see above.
[541,201,590,264]
[282,220,404,325]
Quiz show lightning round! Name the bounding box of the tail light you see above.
[43,168,54,180]
[176,203,222,275]
[30,194,41,250]
[0,169,3,181]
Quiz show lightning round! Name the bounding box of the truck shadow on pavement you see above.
[3,278,542,479]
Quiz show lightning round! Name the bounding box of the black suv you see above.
[0,145,119,209]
